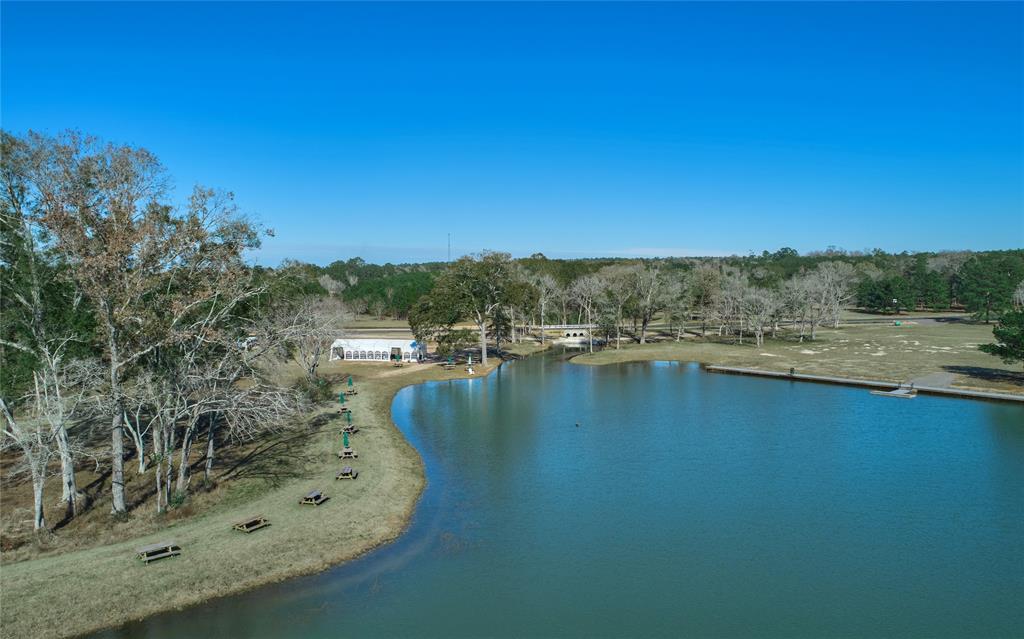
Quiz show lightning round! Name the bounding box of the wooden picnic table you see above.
[338,447,358,459]
[137,541,181,564]
[336,466,358,480]
[300,490,328,506]
[341,424,359,434]
[233,515,270,533]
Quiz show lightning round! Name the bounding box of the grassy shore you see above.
[572,319,1024,395]
[0,358,499,639]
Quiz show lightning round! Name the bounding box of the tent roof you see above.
[331,338,421,351]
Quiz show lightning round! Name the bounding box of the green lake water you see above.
[103,355,1024,638]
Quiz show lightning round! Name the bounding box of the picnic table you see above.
[341,424,359,434]
[300,490,328,506]
[338,447,358,459]
[233,515,270,533]
[336,466,358,480]
[137,541,181,564]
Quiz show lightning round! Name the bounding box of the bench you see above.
[233,515,270,534]
[338,447,358,459]
[343,389,358,396]
[341,424,359,434]
[137,541,181,564]
[336,466,358,480]
[392,361,404,368]
[300,490,329,506]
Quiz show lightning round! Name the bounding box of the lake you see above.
[105,354,1024,638]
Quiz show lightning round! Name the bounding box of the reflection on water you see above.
[101,356,1024,638]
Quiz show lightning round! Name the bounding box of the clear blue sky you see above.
[3,2,1022,265]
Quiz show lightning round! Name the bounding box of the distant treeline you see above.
[292,248,1024,319]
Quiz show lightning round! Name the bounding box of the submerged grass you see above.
[0,359,499,639]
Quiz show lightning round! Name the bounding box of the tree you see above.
[1,133,96,518]
[533,273,558,344]
[979,310,1024,368]
[599,265,635,348]
[569,275,602,353]
[689,264,720,337]
[412,252,514,367]
[742,288,778,347]
[663,271,692,341]
[0,360,98,530]
[274,296,349,381]
[630,261,667,344]
[25,131,264,515]
[959,254,1024,323]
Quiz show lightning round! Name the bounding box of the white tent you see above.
[329,338,426,363]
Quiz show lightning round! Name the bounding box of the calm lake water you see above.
[106,355,1023,638]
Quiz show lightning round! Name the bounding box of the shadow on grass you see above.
[216,415,337,487]
[942,365,1024,388]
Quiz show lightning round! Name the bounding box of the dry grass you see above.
[574,320,1024,394]
[0,358,498,639]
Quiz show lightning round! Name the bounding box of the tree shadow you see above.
[216,427,324,487]
[941,365,1024,388]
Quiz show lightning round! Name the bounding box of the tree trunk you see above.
[153,427,164,513]
[615,309,622,350]
[477,320,488,367]
[175,426,194,497]
[204,417,217,483]
[587,307,594,353]
[640,317,649,344]
[54,426,80,517]
[540,300,546,344]
[110,409,127,514]
[32,470,45,531]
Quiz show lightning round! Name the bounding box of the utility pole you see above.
[447,233,451,263]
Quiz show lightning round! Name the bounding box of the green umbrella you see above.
[346,411,352,424]
[347,376,354,388]
[343,431,349,448]
[468,354,473,366]
[339,393,346,405]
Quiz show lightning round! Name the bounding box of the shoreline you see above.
[1,360,504,639]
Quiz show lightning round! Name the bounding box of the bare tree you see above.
[630,262,667,344]
[274,296,349,381]
[570,275,603,353]
[317,274,346,297]
[742,288,778,348]
[689,264,720,337]
[0,360,98,530]
[663,271,692,341]
[533,274,558,344]
[598,265,635,349]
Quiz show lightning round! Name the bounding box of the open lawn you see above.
[0,359,497,639]
[573,320,1024,395]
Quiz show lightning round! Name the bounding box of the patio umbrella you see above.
[343,431,349,448]
[347,376,354,388]
[339,393,346,405]
[346,411,352,424]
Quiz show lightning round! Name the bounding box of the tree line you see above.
[409,250,1024,363]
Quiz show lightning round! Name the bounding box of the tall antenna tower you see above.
[447,233,451,262]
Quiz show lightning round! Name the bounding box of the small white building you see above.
[329,338,427,363]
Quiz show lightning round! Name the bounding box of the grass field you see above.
[0,358,499,639]
[573,319,1023,394]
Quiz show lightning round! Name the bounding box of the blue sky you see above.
[3,2,1022,265]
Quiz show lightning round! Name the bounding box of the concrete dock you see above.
[704,365,1024,404]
